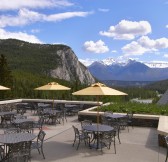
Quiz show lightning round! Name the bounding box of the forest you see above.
[0,54,167,103]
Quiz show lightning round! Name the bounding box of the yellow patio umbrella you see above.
[35,82,71,108]
[72,82,127,124]
[0,85,10,90]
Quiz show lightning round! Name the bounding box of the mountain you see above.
[0,39,95,84]
[88,58,168,81]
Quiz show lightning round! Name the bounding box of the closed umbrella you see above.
[72,82,127,123]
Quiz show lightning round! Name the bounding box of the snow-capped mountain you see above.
[80,58,168,81]
[80,57,168,68]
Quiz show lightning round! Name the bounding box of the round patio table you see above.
[105,114,126,119]
[0,133,36,144]
[0,133,36,161]
[12,118,34,125]
[83,124,114,149]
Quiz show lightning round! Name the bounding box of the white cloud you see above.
[166,25,168,28]
[0,28,42,43]
[83,40,109,54]
[99,20,152,40]
[111,50,117,53]
[98,8,110,12]
[0,9,93,27]
[31,29,40,33]
[46,11,93,21]
[0,0,73,10]
[122,36,168,56]
[122,41,149,56]
[79,58,97,66]
[164,54,168,58]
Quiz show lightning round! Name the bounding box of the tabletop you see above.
[43,109,61,115]
[106,114,126,119]
[12,118,34,124]
[0,111,17,116]
[0,133,36,144]
[83,124,114,132]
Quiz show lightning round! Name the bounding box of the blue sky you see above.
[0,0,168,65]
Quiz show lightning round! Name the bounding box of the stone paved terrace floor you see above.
[0,111,167,162]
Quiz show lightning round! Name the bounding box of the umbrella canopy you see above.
[35,82,71,91]
[72,82,127,96]
[72,82,127,124]
[0,85,10,90]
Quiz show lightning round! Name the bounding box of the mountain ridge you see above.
[87,58,168,81]
[0,39,95,84]
[80,57,168,68]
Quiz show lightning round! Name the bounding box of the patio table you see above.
[12,118,34,127]
[105,114,126,119]
[83,124,114,149]
[0,133,36,160]
[0,132,36,144]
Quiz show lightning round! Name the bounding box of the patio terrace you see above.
[0,99,167,162]
[31,115,166,162]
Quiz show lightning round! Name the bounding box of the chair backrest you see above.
[81,120,92,129]
[101,115,110,125]
[3,114,14,121]
[127,112,133,120]
[72,125,80,136]
[8,141,31,159]
[165,136,168,146]
[37,130,46,144]
[38,116,44,125]
[20,121,34,133]
[101,130,116,142]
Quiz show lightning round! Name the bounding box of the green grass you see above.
[99,101,168,115]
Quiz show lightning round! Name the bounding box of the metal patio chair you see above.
[31,130,46,159]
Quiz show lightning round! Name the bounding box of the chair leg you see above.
[114,141,116,154]
[41,147,45,159]
[72,138,76,147]
[76,140,80,150]
[165,148,168,162]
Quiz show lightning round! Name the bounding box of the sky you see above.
[0,0,168,66]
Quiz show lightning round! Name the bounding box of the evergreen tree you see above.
[0,54,13,98]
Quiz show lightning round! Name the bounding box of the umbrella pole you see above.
[96,96,100,124]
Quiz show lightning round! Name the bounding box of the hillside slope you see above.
[0,39,95,84]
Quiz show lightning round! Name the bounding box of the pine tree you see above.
[0,54,13,98]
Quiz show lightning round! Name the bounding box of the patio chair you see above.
[0,145,5,161]
[33,116,45,130]
[99,130,116,153]
[47,112,61,125]
[127,112,134,129]
[20,121,34,133]
[72,125,90,150]
[165,135,168,162]
[109,120,121,144]
[119,115,129,132]
[31,130,46,159]
[81,120,93,139]
[1,114,15,128]
[6,141,31,162]
[101,115,111,125]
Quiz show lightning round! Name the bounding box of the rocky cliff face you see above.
[50,47,95,84]
[0,39,95,84]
